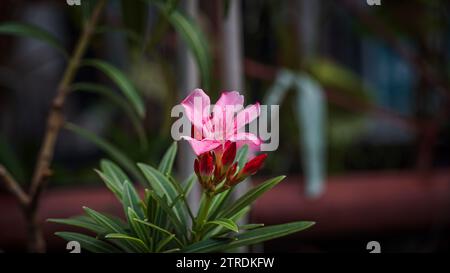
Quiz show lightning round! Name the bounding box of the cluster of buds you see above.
[194,141,268,195]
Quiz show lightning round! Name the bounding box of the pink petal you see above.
[206,91,244,140]
[215,91,244,108]
[181,89,211,130]
[228,133,262,150]
[181,136,222,155]
[234,102,261,132]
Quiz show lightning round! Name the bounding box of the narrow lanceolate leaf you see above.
[132,218,174,237]
[133,218,184,249]
[183,173,196,197]
[105,233,149,253]
[156,234,176,252]
[96,169,123,200]
[100,159,129,187]
[122,181,144,218]
[206,218,238,233]
[0,22,67,57]
[146,191,186,240]
[127,208,152,246]
[220,176,286,219]
[137,163,186,223]
[55,232,119,253]
[158,142,177,176]
[81,59,145,117]
[182,221,315,253]
[71,82,147,147]
[48,216,107,234]
[95,159,129,200]
[65,122,144,183]
[83,207,126,234]
[239,223,265,231]
[168,11,212,90]
[81,207,137,253]
[235,144,249,170]
[207,190,232,222]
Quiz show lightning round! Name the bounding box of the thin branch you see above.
[0,165,29,206]
[28,0,107,202]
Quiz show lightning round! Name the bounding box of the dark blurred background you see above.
[0,0,450,252]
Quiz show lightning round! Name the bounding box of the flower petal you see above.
[215,91,244,108]
[234,102,261,131]
[181,136,222,155]
[228,133,262,150]
[181,89,211,130]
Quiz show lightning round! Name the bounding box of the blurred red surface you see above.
[0,169,449,251]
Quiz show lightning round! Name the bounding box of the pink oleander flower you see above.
[181,89,261,156]
[181,89,266,193]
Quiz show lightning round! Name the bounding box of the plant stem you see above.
[0,165,29,206]
[193,193,214,241]
[12,0,106,253]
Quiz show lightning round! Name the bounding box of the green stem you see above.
[193,193,213,241]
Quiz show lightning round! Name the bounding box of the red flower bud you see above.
[199,151,214,176]
[194,158,200,175]
[221,141,236,167]
[242,154,267,175]
[226,162,238,182]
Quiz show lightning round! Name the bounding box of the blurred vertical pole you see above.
[296,0,325,197]
[219,0,249,252]
[177,0,200,213]
[221,0,244,91]
[297,0,320,61]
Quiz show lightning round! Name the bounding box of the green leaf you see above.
[95,159,129,200]
[71,82,147,147]
[100,159,129,188]
[81,207,137,253]
[81,59,145,117]
[158,142,177,176]
[235,145,249,170]
[230,206,250,222]
[239,223,265,230]
[132,218,174,237]
[105,233,149,253]
[122,181,144,218]
[133,218,184,248]
[206,218,238,233]
[168,11,211,90]
[83,207,126,234]
[156,234,176,252]
[145,189,161,226]
[48,216,107,234]
[163,248,180,253]
[95,169,123,200]
[143,1,211,90]
[65,122,144,183]
[220,176,286,219]
[146,190,186,240]
[55,232,120,253]
[0,22,67,57]
[183,173,196,197]
[207,190,232,221]
[137,163,185,222]
[182,221,315,253]
[127,208,152,246]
